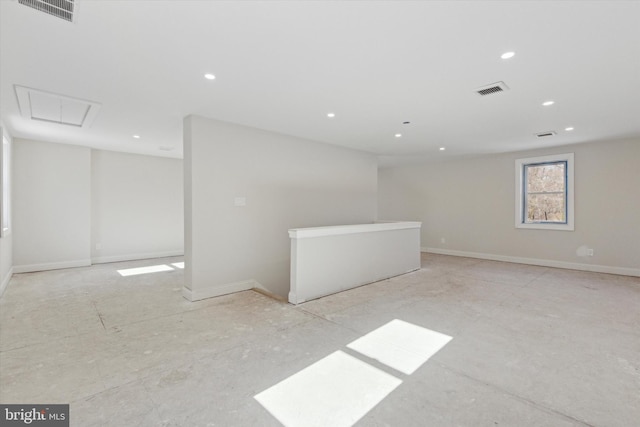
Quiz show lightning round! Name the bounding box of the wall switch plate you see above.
[234,197,247,207]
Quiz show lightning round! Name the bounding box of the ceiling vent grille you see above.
[19,0,75,22]
[535,131,557,138]
[475,81,509,96]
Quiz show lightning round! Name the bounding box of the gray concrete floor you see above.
[1,254,639,426]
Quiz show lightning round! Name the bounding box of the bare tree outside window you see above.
[515,153,574,231]
[524,161,566,223]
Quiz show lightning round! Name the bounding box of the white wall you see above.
[13,139,91,272]
[0,124,13,295]
[91,150,183,263]
[378,138,640,275]
[12,139,184,273]
[289,222,421,304]
[184,115,378,300]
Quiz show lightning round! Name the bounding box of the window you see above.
[515,153,574,231]
[1,133,10,237]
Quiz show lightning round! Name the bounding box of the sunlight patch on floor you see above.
[347,319,452,375]
[255,350,401,427]
[255,320,452,426]
[117,264,175,277]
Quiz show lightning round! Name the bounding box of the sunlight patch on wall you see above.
[254,350,401,427]
[171,262,185,269]
[347,319,452,375]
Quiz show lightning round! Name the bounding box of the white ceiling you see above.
[1,1,639,164]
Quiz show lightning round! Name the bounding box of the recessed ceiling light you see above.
[204,73,216,80]
[327,112,335,118]
[439,147,446,151]
[501,51,515,59]
[565,127,574,131]
[133,135,140,139]
[542,100,555,106]
[395,133,402,138]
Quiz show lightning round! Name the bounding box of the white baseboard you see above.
[422,247,640,277]
[92,250,184,264]
[13,259,92,274]
[182,279,260,302]
[0,267,14,297]
[288,291,302,305]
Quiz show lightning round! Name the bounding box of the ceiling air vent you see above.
[475,81,509,96]
[535,131,557,138]
[19,0,75,22]
[15,85,101,128]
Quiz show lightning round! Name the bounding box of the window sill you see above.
[516,223,574,231]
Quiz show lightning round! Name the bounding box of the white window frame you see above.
[515,153,574,231]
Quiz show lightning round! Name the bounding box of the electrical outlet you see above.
[440,237,446,244]
[95,243,101,250]
[234,197,246,207]
[587,249,594,256]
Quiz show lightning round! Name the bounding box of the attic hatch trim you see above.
[475,81,510,96]
[18,0,75,22]
[14,85,102,129]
